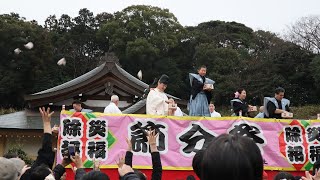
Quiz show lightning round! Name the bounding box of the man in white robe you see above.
[104,95,122,114]
[209,102,221,117]
[146,74,170,115]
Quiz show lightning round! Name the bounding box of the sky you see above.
[1,0,319,34]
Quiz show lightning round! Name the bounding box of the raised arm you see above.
[147,130,162,180]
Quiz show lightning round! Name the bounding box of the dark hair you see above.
[275,87,285,94]
[273,172,295,180]
[81,171,110,180]
[201,134,263,180]
[237,88,246,94]
[72,99,82,105]
[30,164,51,180]
[294,176,302,180]
[3,152,19,159]
[197,65,207,70]
[186,175,196,180]
[133,169,146,180]
[192,149,205,178]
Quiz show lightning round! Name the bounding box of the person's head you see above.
[30,164,53,180]
[236,88,246,100]
[192,149,205,178]
[110,95,120,106]
[10,158,25,176]
[157,74,169,92]
[201,134,263,180]
[259,106,264,113]
[81,171,110,180]
[134,169,147,180]
[0,157,20,180]
[197,65,207,77]
[209,102,215,113]
[274,87,285,101]
[72,100,82,112]
[273,172,295,180]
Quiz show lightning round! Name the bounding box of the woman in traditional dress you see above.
[231,88,254,117]
[189,65,214,117]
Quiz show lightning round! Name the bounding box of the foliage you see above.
[0,108,17,115]
[0,6,319,108]
[286,15,320,54]
[7,147,34,165]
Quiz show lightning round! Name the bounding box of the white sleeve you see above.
[117,107,122,114]
[147,90,164,115]
[174,107,184,116]
[103,106,110,113]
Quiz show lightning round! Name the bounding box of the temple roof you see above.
[24,53,186,111]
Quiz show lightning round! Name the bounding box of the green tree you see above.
[0,14,57,107]
[98,5,186,96]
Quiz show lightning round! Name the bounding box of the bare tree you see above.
[286,15,320,54]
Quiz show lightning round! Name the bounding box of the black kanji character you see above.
[179,123,215,154]
[287,145,305,163]
[87,141,107,159]
[307,126,320,143]
[142,121,166,151]
[229,123,264,144]
[130,121,167,153]
[130,122,148,153]
[309,145,320,163]
[88,120,106,137]
[63,119,82,137]
[284,126,302,143]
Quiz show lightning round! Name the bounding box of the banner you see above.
[57,111,320,171]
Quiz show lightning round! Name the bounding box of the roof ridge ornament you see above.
[100,52,121,67]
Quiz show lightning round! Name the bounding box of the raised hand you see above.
[39,107,54,123]
[39,107,54,134]
[70,153,83,169]
[118,164,134,177]
[61,156,72,167]
[116,155,125,168]
[126,138,132,152]
[147,130,159,152]
[92,158,101,171]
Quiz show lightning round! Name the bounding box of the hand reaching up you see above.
[39,107,54,122]
[118,164,134,177]
[147,130,159,153]
[301,169,320,180]
[116,155,125,168]
[126,138,132,152]
[93,158,101,171]
[70,153,83,169]
[39,107,54,134]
